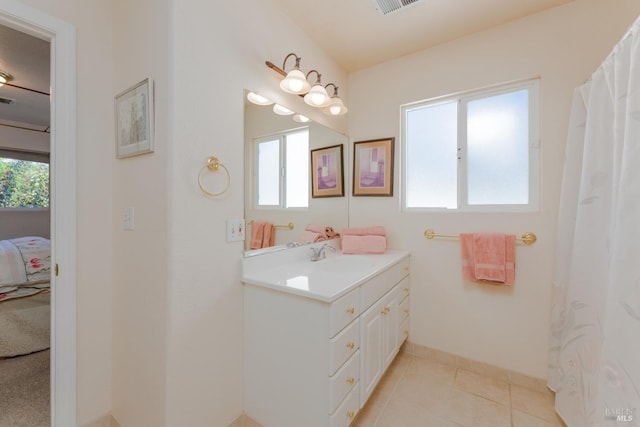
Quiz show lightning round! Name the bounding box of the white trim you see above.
[0,2,77,427]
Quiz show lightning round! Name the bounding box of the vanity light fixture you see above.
[246,91,274,106]
[323,84,348,116]
[303,70,331,108]
[275,53,311,95]
[292,113,311,123]
[266,53,348,115]
[0,70,13,87]
[272,103,295,115]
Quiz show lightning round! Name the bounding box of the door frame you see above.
[0,1,77,426]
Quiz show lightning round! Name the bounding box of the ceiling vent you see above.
[0,96,16,105]
[373,0,423,15]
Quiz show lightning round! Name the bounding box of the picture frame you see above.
[311,144,344,198]
[115,78,154,159]
[353,137,394,196]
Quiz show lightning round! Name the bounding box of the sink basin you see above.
[314,255,375,272]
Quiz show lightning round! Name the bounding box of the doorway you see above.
[0,2,76,426]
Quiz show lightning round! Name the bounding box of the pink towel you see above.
[460,233,516,285]
[342,235,386,254]
[297,230,325,244]
[341,226,386,236]
[250,222,275,249]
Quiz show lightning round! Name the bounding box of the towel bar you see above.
[423,229,537,246]
[248,220,294,230]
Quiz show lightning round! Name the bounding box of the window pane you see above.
[467,90,529,205]
[285,129,309,208]
[406,101,458,208]
[0,158,50,208]
[257,138,280,206]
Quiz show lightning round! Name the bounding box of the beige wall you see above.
[347,0,640,378]
[0,209,49,239]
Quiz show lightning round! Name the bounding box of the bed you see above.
[0,236,51,358]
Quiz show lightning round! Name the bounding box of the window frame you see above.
[252,127,309,211]
[401,79,541,213]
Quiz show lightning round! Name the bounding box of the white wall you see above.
[347,0,640,378]
[0,209,49,239]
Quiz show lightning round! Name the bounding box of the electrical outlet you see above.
[227,219,246,242]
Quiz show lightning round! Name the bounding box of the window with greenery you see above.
[255,128,309,209]
[402,79,540,211]
[0,157,50,208]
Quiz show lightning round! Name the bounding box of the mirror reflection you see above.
[244,90,349,255]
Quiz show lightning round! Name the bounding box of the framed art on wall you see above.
[311,144,344,198]
[353,137,394,196]
[115,78,154,159]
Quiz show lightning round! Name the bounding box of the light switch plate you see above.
[227,219,246,242]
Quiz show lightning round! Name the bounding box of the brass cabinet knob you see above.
[403,308,409,314]
[346,341,355,349]
[347,411,355,419]
[346,306,355,315]
[403,287,409,293]
[346,377,355,385]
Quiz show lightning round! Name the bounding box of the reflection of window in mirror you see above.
[255,128,309,209]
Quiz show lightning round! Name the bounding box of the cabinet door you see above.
[380,287,398,370]
[359,299,382,407]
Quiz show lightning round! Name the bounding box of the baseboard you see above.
[404,340,550,394]
[80,413,119,427]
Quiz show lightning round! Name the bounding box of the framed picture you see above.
[353,137,394,196]
[311,144,344,198]
[115,78,154,159]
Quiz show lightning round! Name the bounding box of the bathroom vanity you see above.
[242,242,410,427]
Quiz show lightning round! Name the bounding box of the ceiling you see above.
[270,0,574,72]
[0,24,50,132]
[0,0,574,130]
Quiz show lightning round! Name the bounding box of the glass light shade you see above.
[323,96,348,115]
[246,91,274,106]
[272,103,295,115]
[304,84,331,108]
[280,68,311,95]
[0,71,12,88]
[292,114,311,123]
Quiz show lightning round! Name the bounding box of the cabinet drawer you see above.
[399,316,409,346]
[398,292,409,324]
[330,381,360,427]
[329,350,359,414]
[396,275,410,303]
[329,288,360,338]
[361,257,409,311]
[329,318,360,376]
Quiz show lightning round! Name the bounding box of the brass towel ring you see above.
[198,156,230,197]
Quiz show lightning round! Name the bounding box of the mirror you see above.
[244,90,349,255]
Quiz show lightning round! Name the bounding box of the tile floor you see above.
[353,351,568,427]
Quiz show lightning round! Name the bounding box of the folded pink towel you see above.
[341,226,386,236]
[460,233,515,285]
[250,222,275,249]
[297,230,325,245]
[305,224,326,234]
[342,235,386,254]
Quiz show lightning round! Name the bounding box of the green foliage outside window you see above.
[0,158,50,208]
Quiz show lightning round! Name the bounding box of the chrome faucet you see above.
[310,243,336,262]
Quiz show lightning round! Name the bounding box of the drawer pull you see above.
[346,341,355,349]
[403,308,409,314]
[381,307,391,315]
[403,266,409,271]
[403,287,409,293]
[346,376,355,385]
[346,306,355,315]
[347,410,355,420]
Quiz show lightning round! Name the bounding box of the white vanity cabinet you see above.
[243,249,409,427]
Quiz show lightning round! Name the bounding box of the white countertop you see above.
[242,248,409,303]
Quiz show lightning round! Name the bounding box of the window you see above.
[255,128,309,209]
[0,152,50,209]
[402,79,540,211]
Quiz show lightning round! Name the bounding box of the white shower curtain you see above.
[548,16,640,427]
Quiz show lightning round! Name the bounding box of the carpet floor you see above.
[0,349,50,426]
